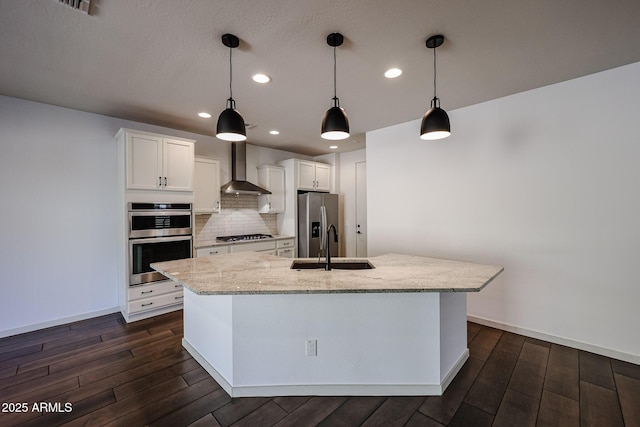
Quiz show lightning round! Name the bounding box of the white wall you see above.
[0,95,306,337]
[366,61,640,362]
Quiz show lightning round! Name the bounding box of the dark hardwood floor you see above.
[1,310,639,426]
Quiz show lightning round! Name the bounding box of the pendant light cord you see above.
[333,45,339,107]
[432,45,438,108]
[228,47,234,107]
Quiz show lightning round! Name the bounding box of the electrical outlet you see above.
[306,339,317,356]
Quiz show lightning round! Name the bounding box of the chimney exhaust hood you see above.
[220,142,271,196]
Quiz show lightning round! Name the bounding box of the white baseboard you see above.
[183,338,467,397]
[467,315,640,365]
[441,349,469,392]
[122,303,182,323]
[0,307,121,339]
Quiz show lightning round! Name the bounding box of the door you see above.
[355,161,367,257]
[297,161,316,191]
[194,158,220,213]
[163,138,194,192]
[267,167,285,212]
[126,133,163,190]
[314,163,331,192]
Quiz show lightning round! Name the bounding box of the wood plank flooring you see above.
[1,310,639,426]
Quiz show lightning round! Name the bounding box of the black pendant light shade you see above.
[321,33,350,140]
[420,100,450,140]
[420,34,451,140]
[216,34,247,142]
[216,99,246,142]
[321,104,350,140]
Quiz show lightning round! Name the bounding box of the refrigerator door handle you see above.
[320,205,327,254]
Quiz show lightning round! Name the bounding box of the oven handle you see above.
[129,210,192,216]
[129,235,193,244]
[129,228,192,239]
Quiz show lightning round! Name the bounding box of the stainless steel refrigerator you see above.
[298,193,339,258]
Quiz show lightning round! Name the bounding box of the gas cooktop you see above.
[216,234,273,242]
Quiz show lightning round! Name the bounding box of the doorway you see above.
[355,161,367,257]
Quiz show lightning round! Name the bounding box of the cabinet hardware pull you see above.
[141,290,153,294]
[141,302,153,307]
[174,284,182,288]
[164,177,167,186]
[268,202,272,210]
[175,296,184,300]
[216,200,220,211]
[158,176,162,186]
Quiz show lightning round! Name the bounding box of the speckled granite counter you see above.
[150,252,503,295]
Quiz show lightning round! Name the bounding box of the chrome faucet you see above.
[325,224,338,271]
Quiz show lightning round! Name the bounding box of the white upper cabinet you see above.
[163,138,195,191]
[257,165,285,213]
[297,161,316,191]
[314,163,331,192]
[125,130,194,192]
[296,160,330,192]
[194,157,221,214]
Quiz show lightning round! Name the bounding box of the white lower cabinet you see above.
[277,247,294,258]
[128,291,184,314]
[195,246,229,257]
[128,280,183,314]
[276,239,294,249]
[196,238,295,258]
[229,241,276,253]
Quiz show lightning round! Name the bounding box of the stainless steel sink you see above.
[290,260,375,270]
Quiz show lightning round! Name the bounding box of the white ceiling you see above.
[2,1,640,156]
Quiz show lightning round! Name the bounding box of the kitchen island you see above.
[151,252,503,397]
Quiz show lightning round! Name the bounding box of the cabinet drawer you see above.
[230,241,276,252]
[276,239,295,249]
[128,290,183,314]
[129,280,183,300]
[277,248,294,258]
[196,246,229,257]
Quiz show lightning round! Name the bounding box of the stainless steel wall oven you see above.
[128,203,192,286]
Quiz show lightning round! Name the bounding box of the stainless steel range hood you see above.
[220,142,271,195]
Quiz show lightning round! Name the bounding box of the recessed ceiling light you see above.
[252,73,271,84]
[329,145,338,149]
[384,68,403,78]
[198,112,212,118]
[269,130,280,135]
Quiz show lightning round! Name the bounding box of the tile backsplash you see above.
[194,194,277,246]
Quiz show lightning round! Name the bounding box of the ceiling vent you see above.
[56,0,91,15]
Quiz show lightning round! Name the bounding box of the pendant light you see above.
[216,33,247,142]
[321,33,350,140]
[420,34,451,140]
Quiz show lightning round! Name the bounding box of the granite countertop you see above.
[194,235,295,249]
[151,252,504,295]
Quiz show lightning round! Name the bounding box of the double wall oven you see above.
[128,202,192,286]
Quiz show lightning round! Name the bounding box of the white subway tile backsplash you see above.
[195,194,277,246]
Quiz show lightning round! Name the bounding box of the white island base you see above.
[182,287,469,397]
